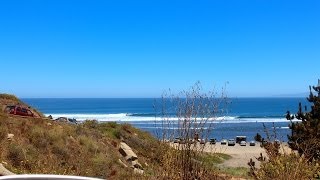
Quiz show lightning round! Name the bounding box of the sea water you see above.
[23,98,309,141]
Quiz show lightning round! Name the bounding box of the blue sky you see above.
[0,0,319,98]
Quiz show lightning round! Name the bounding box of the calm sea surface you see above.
[22,98,309,141]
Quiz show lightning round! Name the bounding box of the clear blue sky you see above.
[0,0,319,98]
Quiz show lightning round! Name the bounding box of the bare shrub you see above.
[154,82,228,179]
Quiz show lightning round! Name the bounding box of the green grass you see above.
[0,93,20,101]
[219,167,250,178]
[198,152,232,165]
[196,152,250,178]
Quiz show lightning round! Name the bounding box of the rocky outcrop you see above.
[133,168,144,175]
[118,159,128,168]
[119,142,138,161]
[7,134,14,141]
[0,163,15,176]
[55,117,78,124]
[118,142,144,174]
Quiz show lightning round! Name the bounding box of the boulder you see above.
[133,168,144,175]
[0,163,15,176]
[131,160,143,169]
[119,142,138,161]
[118,159,128,168]
[7,134,14,141]
[56,117,68,122]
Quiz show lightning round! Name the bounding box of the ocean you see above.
[22,98,308,141]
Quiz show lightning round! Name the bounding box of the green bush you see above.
[79,136,99,153]
[0,126,8,142]
[7,143,25,167]
[252,153,320,179]
[82,120,99,129]
[29,126,49,149]
[52,143,69,161]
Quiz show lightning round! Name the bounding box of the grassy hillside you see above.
[0,94,44,117]
[0,94,244,179]
[0,94,161,179]
[0,113,164,179]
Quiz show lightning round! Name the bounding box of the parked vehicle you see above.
[240,141,247,146]
[199,139,206,144]
[221,139,227,145]
[236,136,247,144]
[174,137,180,143]
[228,139,236,146]
[249,141,256,146]
[8,105,34,117]
[209,138,216,144]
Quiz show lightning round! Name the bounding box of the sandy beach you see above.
[202,142,292,168]
[171,142,292,168]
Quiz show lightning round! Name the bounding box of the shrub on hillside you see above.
[7,143,25,167]
[251,153,319,179]
[0,126,8,142]
[286,80,320,161]
[0,94,19,101]
[28,126,49,149]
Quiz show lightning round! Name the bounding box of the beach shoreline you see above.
[172,142,292,168]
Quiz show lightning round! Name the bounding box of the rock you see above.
[118,159,128,168]
[119,142,138,161]
[56,117,68,123]
[131,160,143,169]
[68,118,77,124]
[133,168,144,175]
[0,163,15,175]
[7,134,14,141]
[47,122,52,126]
[48,115,53,119]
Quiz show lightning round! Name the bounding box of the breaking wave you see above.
[46,113,300,123]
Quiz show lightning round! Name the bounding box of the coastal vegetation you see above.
[0,93,242,179]
[3,79,320,179]
[286,79,320,161]
[250,80,320,179]
[154,82,230,179]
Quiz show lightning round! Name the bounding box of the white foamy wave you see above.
[276,127,290,129]
[46,113,301,123]
[141,127,211,130]
[48,113,130,121]
[215,116,238,121]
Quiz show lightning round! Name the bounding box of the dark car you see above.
[209,138,216,144]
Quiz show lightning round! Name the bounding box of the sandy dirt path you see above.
[203,142,292,168]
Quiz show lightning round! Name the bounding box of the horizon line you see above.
[19,96,308,99]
